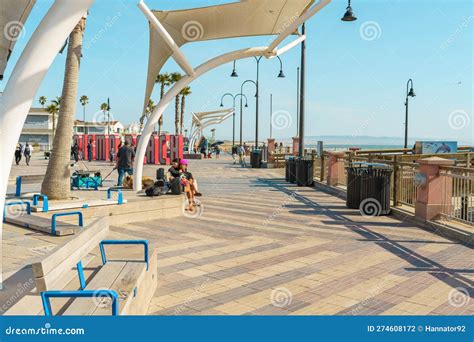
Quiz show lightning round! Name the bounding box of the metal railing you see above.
[440,167,474,225]
[397,162,418,207]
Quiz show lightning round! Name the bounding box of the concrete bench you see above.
[15,174,45,196]
[34,217,157,315]
[3,201,82,236]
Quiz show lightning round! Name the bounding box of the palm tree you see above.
[100,102,109,134]
[41,17,87,200]
[79,95,88,133]
[153,73,171,135]
[39,96,47,108]
[46,101,59,137]
[169,72,182,135]
[179,86,191,135]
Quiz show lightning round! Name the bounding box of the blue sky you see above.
[1,0,472,143]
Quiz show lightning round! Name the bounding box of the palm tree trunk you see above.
[180,95,185,135]
[41,18,86,200]
[174,95,180,135]
[158,83,165,135]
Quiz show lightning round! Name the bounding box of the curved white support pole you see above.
[0,0,94,225]
[133,47,268,191]
[188,111,233,152]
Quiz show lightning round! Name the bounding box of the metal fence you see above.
[440,167,474,225]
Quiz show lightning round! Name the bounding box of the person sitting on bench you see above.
[179,159,202,211]
[168,158,181,181]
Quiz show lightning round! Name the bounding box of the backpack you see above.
[145,180,169,197]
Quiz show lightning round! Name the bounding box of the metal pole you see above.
[298,23,306,158]
[232,96,236,146]
[404,97,408,149]
[270,94,273,139]
[296,66,300,137]
[107,98,111,135]
[255,57,261,149]
[240,85,243,146]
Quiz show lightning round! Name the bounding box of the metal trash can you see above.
[346,162,392,216]
[250,149,262,168]
[296,158,314,186]
[286,156,296,183]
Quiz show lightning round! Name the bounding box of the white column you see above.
[0,0,94,223]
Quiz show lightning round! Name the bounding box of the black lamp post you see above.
[341,0,357,21]
[220,92,248,146]
[404,79,416,149]
[107,98,111,135]
[239,80,257,146]
[231,56,285,149]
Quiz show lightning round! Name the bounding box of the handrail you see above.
[51,211,84,235]
[41,290,119,316]
[99,240,149,270]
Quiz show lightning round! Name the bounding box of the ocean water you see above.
[307,144,405,151]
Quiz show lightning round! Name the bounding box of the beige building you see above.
[19,107,55,151]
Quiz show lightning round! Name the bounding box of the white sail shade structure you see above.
[134,0,331,191]
[0,0,36,80]
[189,108,234,151]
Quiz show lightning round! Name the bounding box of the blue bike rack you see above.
[3,201,31,222]
[41,290,119,316]
[15,176,22,197]
[99,240,149,270]
[106,188,123,205]
[51,211,83,235]
[32,194,49,213]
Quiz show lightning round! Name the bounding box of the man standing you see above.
[116,140,135,186]
[15,143,22,165]
[24,143,32,166]
[87,141,93,162]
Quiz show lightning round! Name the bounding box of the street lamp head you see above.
[245,103,248,108]
[408,87,416,97]
[220,103,224,107]
[341,0,357,21]
[278,69,285,78]
[230,69,238,77]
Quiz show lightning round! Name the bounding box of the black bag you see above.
[146,180,169,197]
[169,177,182,195]
[156,168,165,180]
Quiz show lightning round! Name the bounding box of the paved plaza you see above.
[2,155,473,315]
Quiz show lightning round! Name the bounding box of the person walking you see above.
[87,141,93,162]
[15,143,22,165]
[238,145,247,167]
[24,143,32,166]
[72,143,79,162]
[116,140,135,186]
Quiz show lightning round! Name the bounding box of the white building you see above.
[73,120,124,135]
[19,107,55,151]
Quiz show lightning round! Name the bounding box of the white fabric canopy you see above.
[0,0,36,79]
[144,0,314,110]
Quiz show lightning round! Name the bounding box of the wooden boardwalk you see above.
[2,156,473,315]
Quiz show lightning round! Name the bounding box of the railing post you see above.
[292,137,299,156]
[320,153,325,182]
[326,151,345,186]
[267,138,275,163]
[415,157,455,221]
[393,155,399,206]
